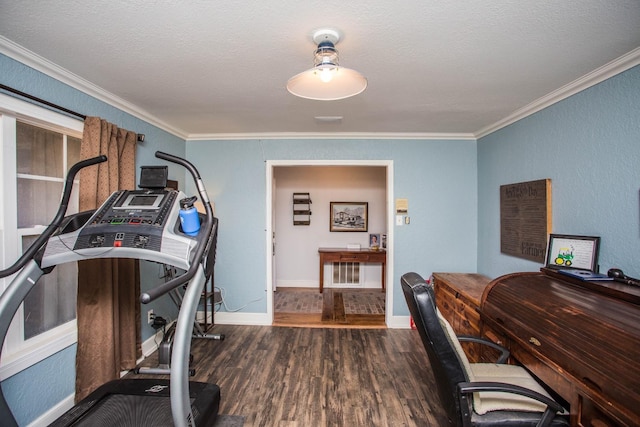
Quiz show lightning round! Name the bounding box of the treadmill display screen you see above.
[130,195,157,206]
[115,193,165,210]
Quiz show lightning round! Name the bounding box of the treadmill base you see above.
[50,378,220,427]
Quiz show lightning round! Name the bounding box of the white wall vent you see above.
[332,262,361,286]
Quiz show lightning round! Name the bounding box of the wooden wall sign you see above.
[500,179,551,263]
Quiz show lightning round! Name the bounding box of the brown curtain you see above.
[75,117,141,402]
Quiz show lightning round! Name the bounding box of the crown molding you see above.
[0,38,476,142]
[0,36,188,139]
[475,47,640,139]
[186,132,477,141]
[4,36,637,143]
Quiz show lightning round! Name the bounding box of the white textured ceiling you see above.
[1,0,639,139]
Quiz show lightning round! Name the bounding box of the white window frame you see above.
[0,93,83,380]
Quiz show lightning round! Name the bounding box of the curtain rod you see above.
[0,83,145,142]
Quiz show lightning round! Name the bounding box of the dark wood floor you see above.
[131,324,449,426]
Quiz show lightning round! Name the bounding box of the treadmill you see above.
[0,152,220,427]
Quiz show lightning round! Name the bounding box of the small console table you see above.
[318,248,386,293]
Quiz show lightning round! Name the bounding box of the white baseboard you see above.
[276,279,382,290]
[27,393,74,427]
[386,315,412,329]
[275,279,317,288]
[195,310,213,324]
[323,283,381,289]
[214,311,272,325]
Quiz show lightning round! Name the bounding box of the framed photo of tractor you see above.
[545,234,600,272]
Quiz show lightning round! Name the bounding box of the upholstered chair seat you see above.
[402,272,569,427]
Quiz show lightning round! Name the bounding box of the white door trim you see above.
[265,159,394,326]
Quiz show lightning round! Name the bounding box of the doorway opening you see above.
[265,161,394,327]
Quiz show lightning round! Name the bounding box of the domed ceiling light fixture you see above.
[286,28,367,101]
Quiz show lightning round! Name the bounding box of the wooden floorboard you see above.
[130,324,449,426]
[321,289,334,322]
[333,291,346,323]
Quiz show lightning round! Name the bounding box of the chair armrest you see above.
[457,335,510,363]
[458,381,565,427]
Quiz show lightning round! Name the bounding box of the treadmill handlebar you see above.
[139,216,212,304]
[140,151,215,304]
[155,151,202,182]
[0,155,107,279]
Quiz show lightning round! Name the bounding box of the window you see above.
[17,121,81,340]
[0,94,83,378]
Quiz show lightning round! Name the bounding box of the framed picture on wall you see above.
[330,202,368,232]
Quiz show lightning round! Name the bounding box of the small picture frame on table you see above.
[545,234,600,272]
[369,233,381,250]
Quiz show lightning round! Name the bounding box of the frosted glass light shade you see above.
[286,66,368,101]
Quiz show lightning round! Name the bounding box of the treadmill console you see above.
[74,189,179,251]
[0,153,219,427]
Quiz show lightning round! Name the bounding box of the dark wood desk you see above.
[482,270,640,426]
[318,248,386,293]
[431,273,491,362]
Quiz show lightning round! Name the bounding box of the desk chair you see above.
[401,272,569,427]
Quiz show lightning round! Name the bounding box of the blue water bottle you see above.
[179,196,200,236]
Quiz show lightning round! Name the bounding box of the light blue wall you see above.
[186,138,479,316]
[2,346,76,426]
[478,65,640,279]
[1,53,187,337]
[1,53,186,425]
[0,54,186,178]
[6,49,636,425]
